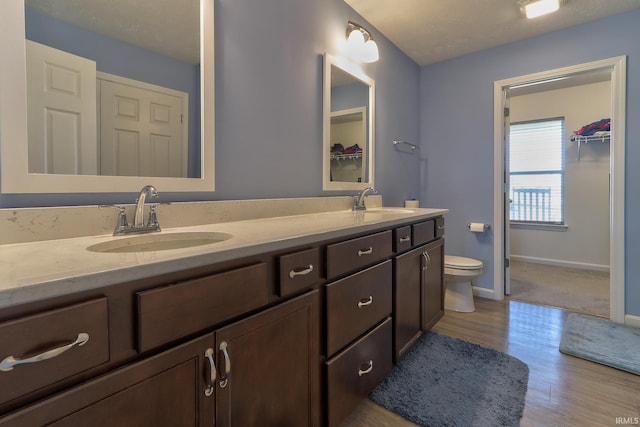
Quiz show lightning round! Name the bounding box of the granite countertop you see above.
[0,207,447,309]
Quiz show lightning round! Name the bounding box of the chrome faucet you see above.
[133,185,159,228]
[109,185,161,236]
[353,187,377,211]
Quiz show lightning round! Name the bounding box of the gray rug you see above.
[369,332,529,427]
[559,313,640,375]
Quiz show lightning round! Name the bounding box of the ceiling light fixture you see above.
[346,21,379,63]
[523,0,561,19]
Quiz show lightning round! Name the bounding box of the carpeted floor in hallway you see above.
[508,260,609,318]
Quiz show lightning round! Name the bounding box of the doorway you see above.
[493,56,626,323]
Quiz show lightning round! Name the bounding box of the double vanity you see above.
[0,197,446,426]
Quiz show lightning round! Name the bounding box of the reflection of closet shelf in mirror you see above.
[330,153,363,160]
[570,132,610,161]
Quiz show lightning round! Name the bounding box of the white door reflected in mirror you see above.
[0,0,215,194]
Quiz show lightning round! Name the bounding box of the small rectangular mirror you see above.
[323,54,375,191]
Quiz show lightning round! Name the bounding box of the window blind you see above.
[509,119,564,224]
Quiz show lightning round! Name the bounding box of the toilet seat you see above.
[444,255,483,276]
[445,255,483,271]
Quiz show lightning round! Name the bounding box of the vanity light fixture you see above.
[345,21,379,63]
[522,0,561,19]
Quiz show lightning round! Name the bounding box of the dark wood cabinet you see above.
[325,318,393,427]
[393,246,424,361]
[0,298,109,411]
[136,262,270,353]
[3,292,319,427]
[214,290,319,427]
[324,234,395,427]
[326,230,392,279]
[393,220,445,362]
[1,333,216,427]
[325,261,392,356]
[0,214,444,426]
[422,238,445,331]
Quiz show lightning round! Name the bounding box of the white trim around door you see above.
[493,56,626,324]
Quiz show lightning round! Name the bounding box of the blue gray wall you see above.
[419,9,640,316]
[0,0,421,207]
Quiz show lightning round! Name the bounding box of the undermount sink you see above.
[86,231,233,253]
[363,208,416,214]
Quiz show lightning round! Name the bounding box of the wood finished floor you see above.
[340,298,640,427]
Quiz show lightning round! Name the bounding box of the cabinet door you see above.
[393,246,424,362]
[214,291,319,427]
[422,238,444,331]
[1,334,216,427]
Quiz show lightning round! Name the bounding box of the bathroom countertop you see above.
[0,207,447,309]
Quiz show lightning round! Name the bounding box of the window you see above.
[509,118,564,224]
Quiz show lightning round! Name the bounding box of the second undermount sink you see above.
[86,231,233,253]
[363,208,416,214]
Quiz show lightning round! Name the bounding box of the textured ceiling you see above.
[25,0,200,65]
[345,0,640,66]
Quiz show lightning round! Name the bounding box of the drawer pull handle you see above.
[357,296,373,308]
[219,341,231,388]
[358,247,373,256]
[358,360,373,376]
[289,264,314,279]
[0,332,89,372]
[399,236,411,243]
[438,225,445,230]
[204,348,216,397]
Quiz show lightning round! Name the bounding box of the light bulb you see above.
[347,29,365,51]
[362,39,379,63]
[525,0,560,19]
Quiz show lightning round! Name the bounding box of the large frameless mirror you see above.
[322,53,375,191]
[0,0,214,193]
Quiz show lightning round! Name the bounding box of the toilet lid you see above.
[445,255,483,270]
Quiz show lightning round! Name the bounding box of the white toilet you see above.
[444,255,484,312]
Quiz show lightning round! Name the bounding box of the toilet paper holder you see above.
[467,223,491,231]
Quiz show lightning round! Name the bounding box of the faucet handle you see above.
[116,206,129,228]
[147,205,161,231]
[100,205,129,235]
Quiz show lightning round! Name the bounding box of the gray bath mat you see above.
[369,331,529,427]
[560,313,640,375]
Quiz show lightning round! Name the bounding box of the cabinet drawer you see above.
[393,225,412,253]
[325,318,393,427]
[326,260,392,356]
[278,247,322,297]
[137,262,269,353]
[0,298,109,408]
[326,230,392,279]
[413,220,435,246]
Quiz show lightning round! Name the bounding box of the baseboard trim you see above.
[510,255,610,272]
[625,314,640,328]
[473,286,498,300]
